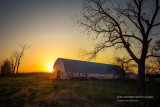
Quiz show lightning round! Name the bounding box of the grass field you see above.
[0,73,160,107]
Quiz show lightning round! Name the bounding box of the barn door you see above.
[57,70,61,79]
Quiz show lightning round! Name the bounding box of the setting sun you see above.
[48,66,53,72]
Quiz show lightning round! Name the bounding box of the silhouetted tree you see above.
[0,44,30,75]
[145,64,156,82]
[146,40,160,81]
[15,44,31,74]
[8,44,31,74]
[10,51,19,74]
[75,0,160,94]
[1,59,12,76]
[112,55,135,82]
[151,40,160,68]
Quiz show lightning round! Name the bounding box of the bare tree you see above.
[145,64,157,82]
[155,41,160,70]
[151,40,160,67]
[113,56,134,73]
[145,40,160,81]
[15,44,31,74]
[10,44,30,74]
[112,55,135,81]
[75,0,160,94]
[10,51,19,74]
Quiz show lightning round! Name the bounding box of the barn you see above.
[52,58,124,79]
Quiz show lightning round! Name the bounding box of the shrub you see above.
[1,59,12,76]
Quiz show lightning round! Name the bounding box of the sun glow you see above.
[48,66,53,72]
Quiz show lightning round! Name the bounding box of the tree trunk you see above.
[13,66,15,74]
[13,62,16,74]
[137,62,146,95]
[16,62,20,74]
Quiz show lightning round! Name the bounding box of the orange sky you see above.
[0,0,116,73]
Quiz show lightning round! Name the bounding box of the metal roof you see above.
[55,58,122,74]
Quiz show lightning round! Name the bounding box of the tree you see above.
[145,64,157,82]
[10,44,30,74]
[15,44,31,74]
[112,55,135,82]
[145,40,160,81]
[10,51,19,74]
[75,0,160,94]
[151,40,160,69]
[1,59,12,76]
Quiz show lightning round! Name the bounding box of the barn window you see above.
[82,73,84,76]
[83,73,85,76]
[85,73,87,76]
[70,72,73,76]
[80,73,82,76]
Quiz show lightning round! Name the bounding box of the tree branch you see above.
[123,34,143,43]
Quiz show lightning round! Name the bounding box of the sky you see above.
[0,0,158,73]
[0,0,113,72]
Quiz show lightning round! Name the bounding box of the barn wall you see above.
[53,59,68,79]
[64,72,117,79]
[53,58,126,79]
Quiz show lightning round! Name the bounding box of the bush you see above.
[1,59,12,76]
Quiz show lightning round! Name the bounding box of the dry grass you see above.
[0,73,159,107]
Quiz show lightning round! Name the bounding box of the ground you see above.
[0,73,160,107]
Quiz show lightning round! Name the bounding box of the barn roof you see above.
[55,58,122,74]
